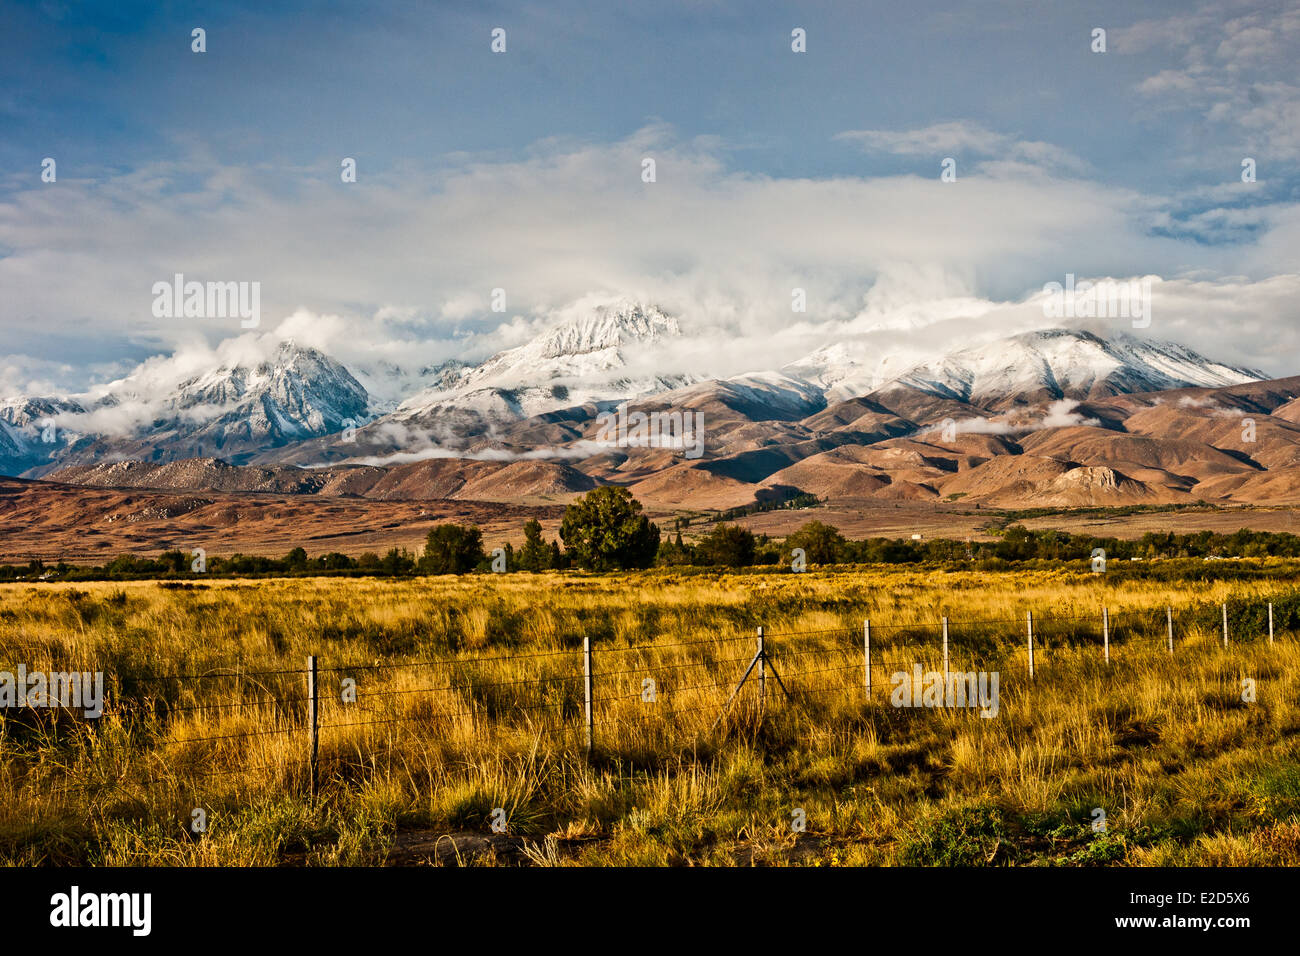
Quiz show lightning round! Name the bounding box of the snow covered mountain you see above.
[391,300,694,424]
[0,308,1278,480]
[852,329,1263,412]
[0,397,87,475]
[23,341,369,473]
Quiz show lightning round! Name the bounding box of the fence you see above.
[19,599,1294,800]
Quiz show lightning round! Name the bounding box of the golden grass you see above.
[2,564,1300,866]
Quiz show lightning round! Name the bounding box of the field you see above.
[4,564,1300,866]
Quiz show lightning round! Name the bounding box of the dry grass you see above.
[2,565,1300,866]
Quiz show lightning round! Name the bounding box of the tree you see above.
[158,550,189,574]
[421,523,485,574]
[285,546,308,570]
[381,547,415,574]
[518,519,549,572]
[696,523,756,567]
[785,520,846,565]
[559,486,660,571]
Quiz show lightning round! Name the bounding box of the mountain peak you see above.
[873,327,1263,410]
[535,300,680,359]
[392,300,689,425]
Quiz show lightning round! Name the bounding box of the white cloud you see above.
[1118,3,1300,159]
[926,400,1100,440]
[836,121,1090,175]
[0,123,1298,404]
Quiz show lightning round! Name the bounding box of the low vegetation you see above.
[5,486,1300,582]
[3,566,1299,865]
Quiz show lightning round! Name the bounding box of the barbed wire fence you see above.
[18,597,1294,801]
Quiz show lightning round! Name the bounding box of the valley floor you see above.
[3,474,1299,564]
[3,567,1300,866]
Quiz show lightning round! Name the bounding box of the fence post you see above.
[941,616,949,685]
[757,626,766,714]
[863,619,871,699]
[1268,602,1274,646]
[307,654,318,803]
[583,636,594,758]
[1102,607,1110,665]
[1166,606,1174,654]
[1026,611,1034,680]
[1222,603,1229,648]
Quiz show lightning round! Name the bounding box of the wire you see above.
[600,634,756,654]
[166,725,301,745]
[358,673,584,697]
[319,645,577,674]
[126,665,309,682]
[161,694,310,714]
[595,654,755,678]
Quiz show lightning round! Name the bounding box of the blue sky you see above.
[1,0,1298,396]
[4,0,1286,188]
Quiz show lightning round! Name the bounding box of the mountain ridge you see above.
[1,304,1283,508]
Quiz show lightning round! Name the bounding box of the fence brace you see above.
[711,626,790,732]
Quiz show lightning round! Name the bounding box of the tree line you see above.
[4,486,1300,581]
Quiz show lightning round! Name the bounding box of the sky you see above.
[1,0,1298,400]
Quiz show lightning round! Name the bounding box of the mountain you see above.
[0,397,87,475]
[27,341,368,474]
[392,300,692,425]
[863,329,1263,413]
[5,309,1294,521]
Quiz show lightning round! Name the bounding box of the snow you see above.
[393,301,694,423]
[797,328,1263,405]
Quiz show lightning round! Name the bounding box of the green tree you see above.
[559,486,660,571]
[158,550,189,574]
[421,524,485,574]
[519,519,549,572]
[786,520,846,565]
[695,523,757,567]
[381,547,415,574]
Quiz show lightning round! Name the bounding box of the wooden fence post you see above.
[307,654,318,803]
[863,619,871,699]
[941,616,950,686]
[1026,611,1034,680]
[1102,607,1110,664]
[1268,602,1274,646]
[583,636,594,758]
[757,626,766,714]
[1222,603,1229,648]
[1166,606,1174,655]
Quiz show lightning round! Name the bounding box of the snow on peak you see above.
[534,301,679,359]
[395,300,689,421]
[875,328,1263,405]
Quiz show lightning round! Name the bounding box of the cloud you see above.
[1117,3,1300,159]
[835,121,1089,175]
[329,442,601,469]
[925,401,1101,441]
[0,122,1298,403]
